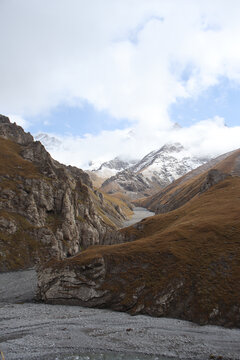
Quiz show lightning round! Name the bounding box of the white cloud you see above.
[169,117,240,158]
[1,1,240,167]
[42,117,240,169]
[1,0,240,129]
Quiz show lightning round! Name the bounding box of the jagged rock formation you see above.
[0,115,130,271]
[100,143,209,199]
[0,114,33,145]
[37,149,240,328]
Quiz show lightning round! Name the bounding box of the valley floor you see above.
[0,270,240,360]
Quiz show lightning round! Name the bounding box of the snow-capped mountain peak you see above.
[131,143,185,173]
[34,133,61,150]
[98,157,136,171]
[100,142,211,199]
[130,142,209,185]
[91,156,138,179]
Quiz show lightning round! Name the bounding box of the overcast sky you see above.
[1,0,240,168]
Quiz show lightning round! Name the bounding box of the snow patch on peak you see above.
[98,157,135,171]
[89,156,138,180]
[133,142,210,185]
[99,142,212,199]
[34,133,61,150]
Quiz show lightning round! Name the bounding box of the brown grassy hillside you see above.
[39,175,240,327]
[0,137,42,187]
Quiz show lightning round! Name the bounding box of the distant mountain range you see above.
[99,143,210,199]
[35,132,211,199]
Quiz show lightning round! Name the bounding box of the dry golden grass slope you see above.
[0,137,41,186]
[39,149,240,327]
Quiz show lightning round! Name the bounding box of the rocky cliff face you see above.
[0,115,128,271]
[37,149,240,328]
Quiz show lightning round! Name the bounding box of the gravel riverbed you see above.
[0,270,240,360]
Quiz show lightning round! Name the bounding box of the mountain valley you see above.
[1,114,240,332]
[37,146,240,328]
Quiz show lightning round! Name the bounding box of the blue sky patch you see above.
[26,78,240,137]
[169,77,240,127]
[26,102,131,136]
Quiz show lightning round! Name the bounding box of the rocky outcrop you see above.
[37,256,109,307]
[200,169,229,193]
[0,116,129,271]
[37,252,187,316]
[37,246,240,327]
[0,114,33,145]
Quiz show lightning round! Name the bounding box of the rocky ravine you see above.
[37,149,240,328]
[0,115,129,271]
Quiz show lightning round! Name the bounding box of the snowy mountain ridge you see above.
[34,132,210,198]
[34,133,61,150]
[91,157,138,178]
[100,142,211,198]
[132,143,209,185]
